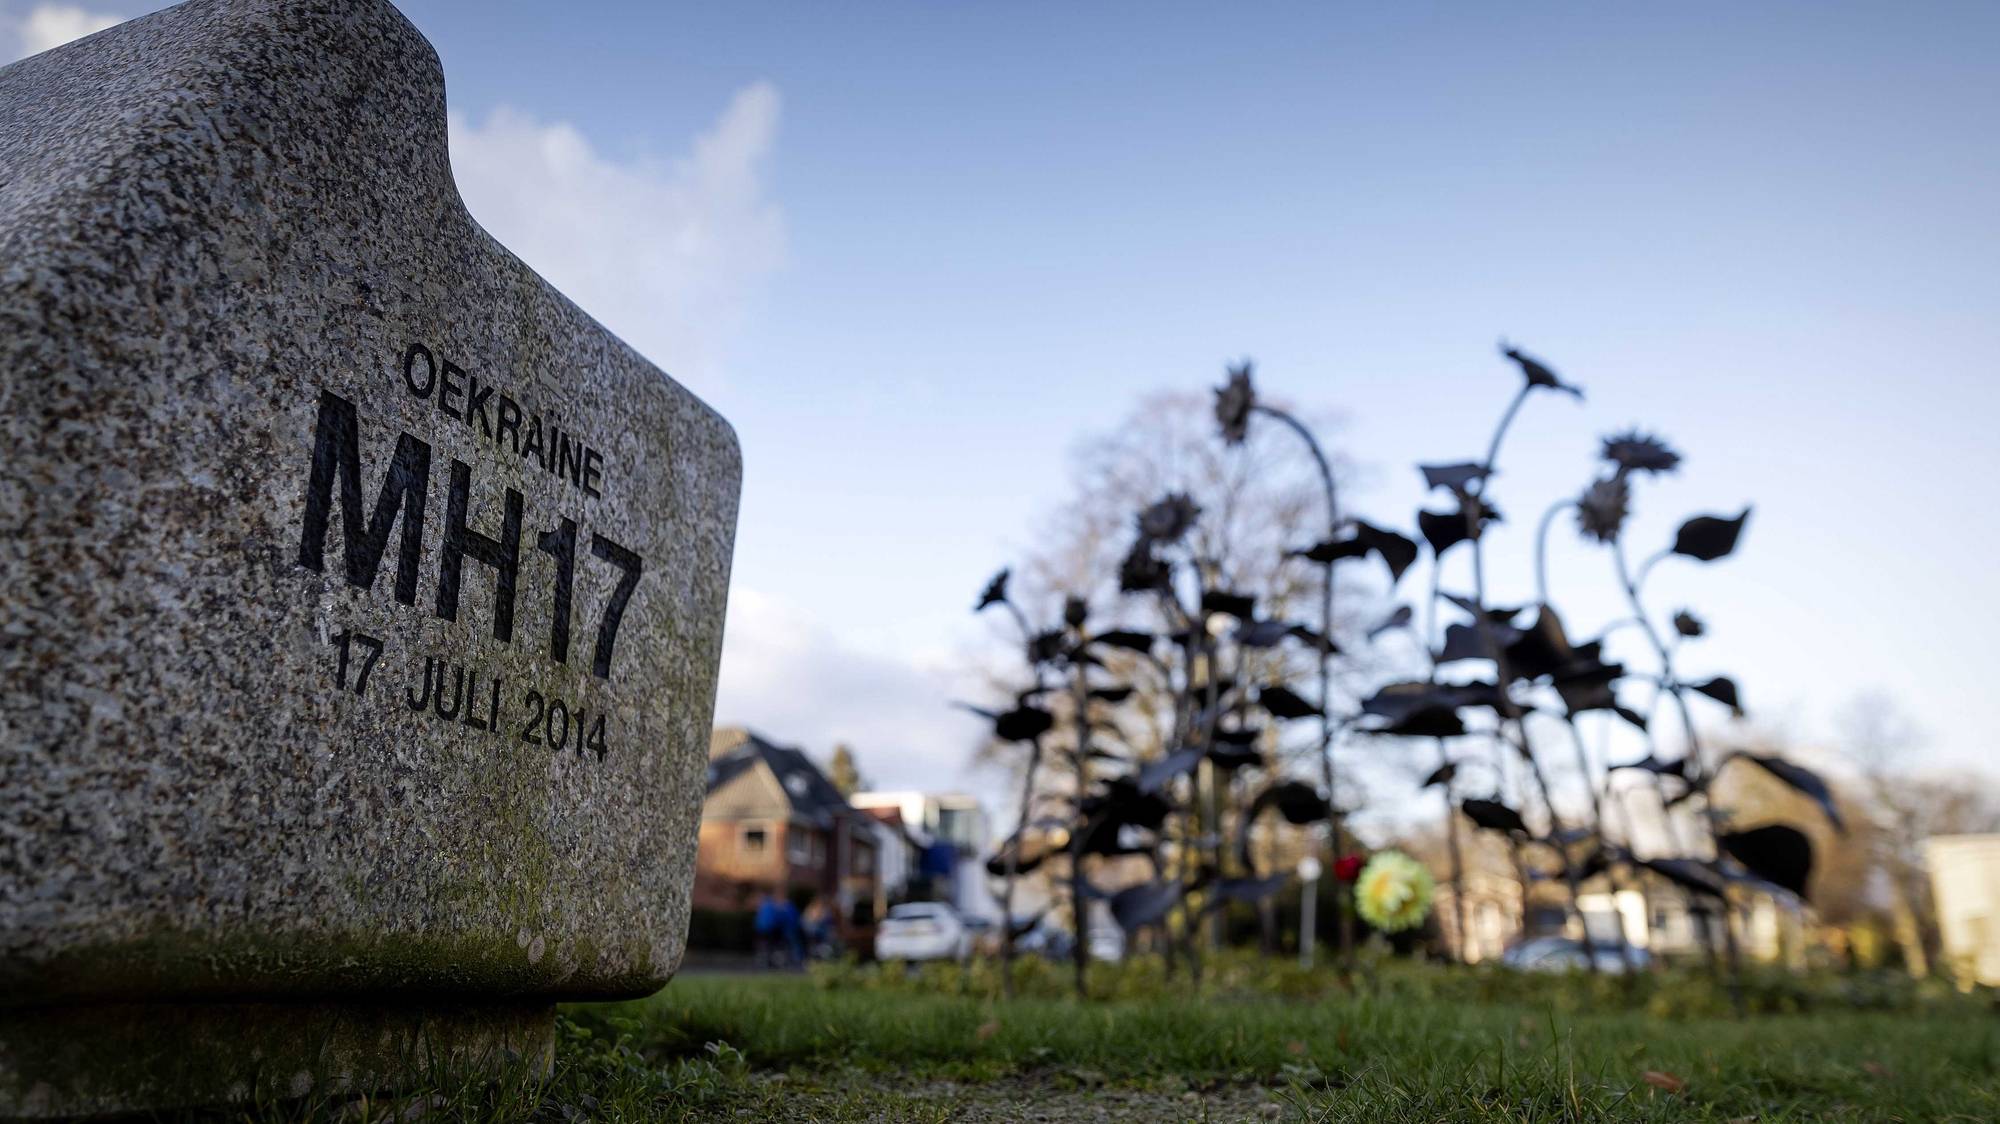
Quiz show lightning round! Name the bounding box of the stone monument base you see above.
[0,999,555,1118]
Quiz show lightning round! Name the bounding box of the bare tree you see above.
[1004,389,1405,957]
[1836,692,2000,975]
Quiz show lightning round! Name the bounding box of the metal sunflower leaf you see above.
[955,701,1057,744]
[984,836,1050,877]
[1206,744,1263,771]
[1352,521,1419,583]
[1420,462,1490,491]
[1719,824,1814,899]
[1293,537,1371,565]
[1689,676,1743,715]
[1270,780,1331,824]
[1418,508,1472,556]
[1370,705,1466,739]
[1110,880,1184,931]
[1201,590,1257,619]
[1551,654,1623,708]
[1360,680,1442,723]
[1092,629,1157,654]
[1368,605,1413,640]
[1090,685,1135,703]
[1135,747,1205,794]
[1461,798,1529,835]
[1235,618,1295,649]
[1235,782,1328,869]
[1285,624,1341,655]
[1257,684,1320,720]
[1611,754,1686,779]
[1438,622,1507,664]
[1614,706,1651,732]
[1081,777,1174,832]
[1671,508,1752,562]
[1213,875,1290,905]
[1505,605,1573,681]
[994,705,1056,742]
[1422,762,1457,788]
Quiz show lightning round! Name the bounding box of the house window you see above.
[788,830,813,865]
[854,844,875,876]
[741,825,768,855]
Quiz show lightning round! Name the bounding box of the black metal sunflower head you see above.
[1501,342,1583,399]
[1575,475,1631,544]
[1136,492,1201,544]
[1118,539,1171,594]
[1063,595,1089,629]
[1601,429,1682,477]
[1215,361,1257,445]
[1672,609,1705,638]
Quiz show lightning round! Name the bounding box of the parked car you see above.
[1086,924,1126,963]
[1500,935,1650,974]
[1012,918,1073,961]
[875,902,973,962]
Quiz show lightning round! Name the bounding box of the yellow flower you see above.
[1354,851,1434,933]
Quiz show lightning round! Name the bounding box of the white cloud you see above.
[447,84,784,394]
[5,3,120,61]
[713,587,992,793]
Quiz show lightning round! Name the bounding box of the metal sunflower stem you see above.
[1614,537,1743,1005]
[1593,723,1662,961]
[1537,501,1635,969]
[999,732,1045,1000]
[1067,656,1093,1000]
[1252,402,1351,967]
[1560,714,1638,973]
[1534,499,1577,607]
[1422,563,1470,964]
[991,595,1046,997]
[1468,386,1600,974]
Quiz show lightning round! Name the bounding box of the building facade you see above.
[1926,833,2000,986]
[694,728,880,932]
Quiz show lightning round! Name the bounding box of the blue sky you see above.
[8,1,1997,797]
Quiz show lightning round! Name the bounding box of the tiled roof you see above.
[706,726,854,828]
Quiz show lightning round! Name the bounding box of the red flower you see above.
[1334,854,1365,884]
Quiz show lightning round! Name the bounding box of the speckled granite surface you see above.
[0,0,736,1059]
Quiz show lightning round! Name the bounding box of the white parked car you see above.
[875,902,973,963]
[1500,936,1650,975]
[1086,924,1126,963]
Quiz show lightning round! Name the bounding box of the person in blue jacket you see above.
[752,889,783,967]
[774,894,805,966]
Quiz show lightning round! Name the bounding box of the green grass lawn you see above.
[227,964,1997,1122]
[578,972,1996,1122]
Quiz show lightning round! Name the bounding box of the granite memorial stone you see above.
[0,0,740,1113]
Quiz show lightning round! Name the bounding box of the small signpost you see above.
[1297,856,1323,967]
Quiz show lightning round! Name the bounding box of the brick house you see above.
[693,727,879,933]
